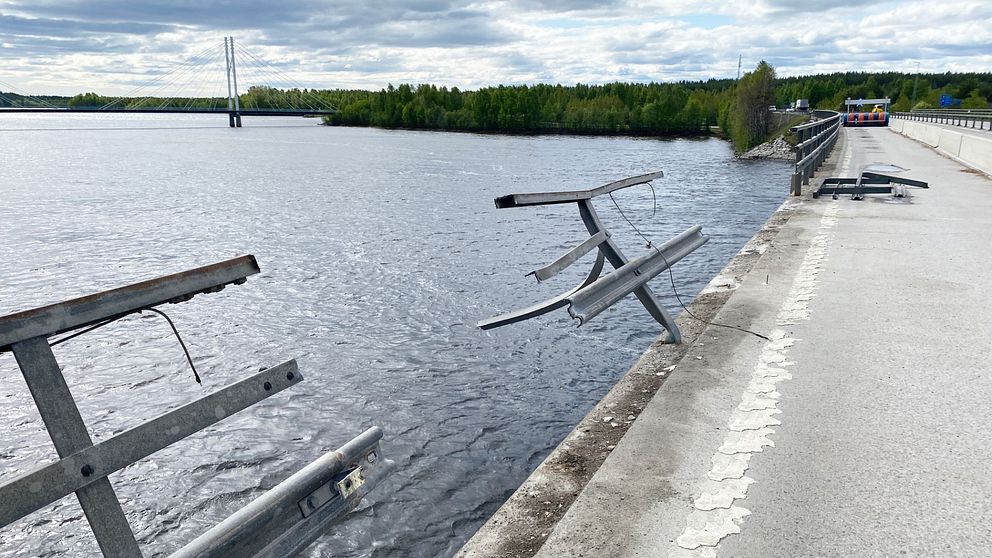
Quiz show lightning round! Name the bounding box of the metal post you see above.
[224,37,235,127]
[10,338,141,557]
[229,36,242,127]
[911,62,920,108]
[576,200,681,343]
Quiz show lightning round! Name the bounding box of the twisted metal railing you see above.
[478,172,708,344]
[0,256,391,557]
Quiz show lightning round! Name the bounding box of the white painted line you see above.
[672,203,840,554]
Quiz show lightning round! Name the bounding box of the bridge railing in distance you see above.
[790,110,842,196]
[0,256,392,558]
[892,109,992,131]
[478,172,709,344]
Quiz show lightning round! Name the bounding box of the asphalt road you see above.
[533,126,992,557]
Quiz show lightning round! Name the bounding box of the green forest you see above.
[3,68,990,151]
[317,68,991,149]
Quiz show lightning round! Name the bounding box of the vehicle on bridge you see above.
[843,97,890,127]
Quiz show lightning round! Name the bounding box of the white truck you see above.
[795,98,810,111]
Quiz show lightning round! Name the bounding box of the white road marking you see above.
[672,203,840,554]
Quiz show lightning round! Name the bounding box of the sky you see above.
[1,0,990,96]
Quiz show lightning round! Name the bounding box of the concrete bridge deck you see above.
[460,125,992,557]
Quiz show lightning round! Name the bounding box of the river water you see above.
[0,114,789,557]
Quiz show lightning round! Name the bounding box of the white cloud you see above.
[0,0,988,95]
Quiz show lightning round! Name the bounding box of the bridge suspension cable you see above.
[231,43,337,113]
[2,38,337,126]
[0,78,62,108]
[97,40,229,111]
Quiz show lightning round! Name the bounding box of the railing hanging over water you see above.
[478,172,708,344]
[0,256,392,557]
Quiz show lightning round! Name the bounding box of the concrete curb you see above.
[456,138,844,558]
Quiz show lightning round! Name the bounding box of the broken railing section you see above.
[814,164,930,200]
[479,171,709,344]
[0,255,392,558]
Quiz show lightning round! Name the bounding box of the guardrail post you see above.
[10,338,142,557]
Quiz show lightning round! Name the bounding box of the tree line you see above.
[317,68,989,149]
[5,69,989,151]
[774,71,992,112]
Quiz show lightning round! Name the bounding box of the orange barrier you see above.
[843,111,889,127]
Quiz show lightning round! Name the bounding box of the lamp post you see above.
[911,61,921,109]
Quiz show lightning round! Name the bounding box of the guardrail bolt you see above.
[263,381,272,391]
[306,496,316,510]
[367,451,377,464]
[286,371,295,381]
[80,464,94,477]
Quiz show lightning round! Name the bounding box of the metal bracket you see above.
[815,164,930,200]
[479,172,709,343]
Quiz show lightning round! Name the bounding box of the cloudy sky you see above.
[1,0,990,96]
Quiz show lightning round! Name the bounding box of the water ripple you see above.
[0,116,788,557]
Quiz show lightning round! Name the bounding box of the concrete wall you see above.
[891,118,992,175]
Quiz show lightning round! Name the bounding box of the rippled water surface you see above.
[0,114,789,557]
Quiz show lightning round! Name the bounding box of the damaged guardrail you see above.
[478,172,708,343]
[0,255,391,557]
[814,164,930,200]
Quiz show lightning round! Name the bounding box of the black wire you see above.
[49,317,119,347]
[48,307,203,384]
[607,189,770,342]
[141,308,202,384]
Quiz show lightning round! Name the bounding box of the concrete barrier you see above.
[959,134,992,175]
[892,118,992,176]
[938,129,964,157]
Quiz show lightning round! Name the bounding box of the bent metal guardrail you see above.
[791,110,842,196]
[0,255,392,558]
[478,172,708,344]
[892,109,992,131]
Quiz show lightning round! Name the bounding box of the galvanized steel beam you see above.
[0,360,302,529]
[1,256,391,558]
[10,337,142,557]
[479,250,605,330]
[0,255,259,351]
[169,427,393,558]
[577,199,685,342]
[480,173,705,344]
[494,171,663,208]
[528,231,609,282]
[567,226,708,325]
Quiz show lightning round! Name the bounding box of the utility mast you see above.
[736,54,742,80]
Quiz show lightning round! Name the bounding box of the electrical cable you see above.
[48,307,203,384]
[141,308,201,384]
[49,317,118,347]
[607,187,770,342]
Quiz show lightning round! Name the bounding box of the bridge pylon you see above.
[224,36,242,128]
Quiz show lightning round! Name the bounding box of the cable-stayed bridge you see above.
[0,37,336,127]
